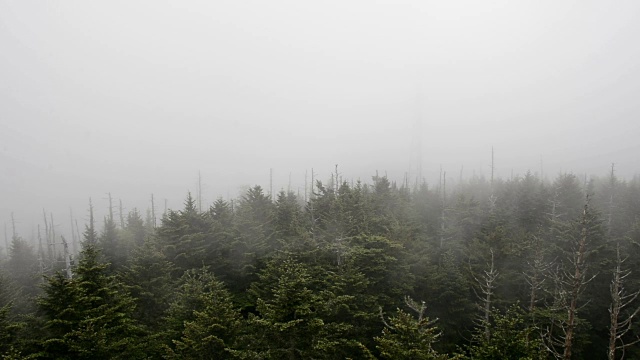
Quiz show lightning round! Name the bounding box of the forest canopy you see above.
[1,169,640,359]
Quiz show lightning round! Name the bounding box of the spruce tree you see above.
[165,269,242,359]
[39,244,144,359]
[245,257,372,359]
[376,297,451,360]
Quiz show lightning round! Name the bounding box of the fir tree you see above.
[38,244,144,359]
[376,297,452,360]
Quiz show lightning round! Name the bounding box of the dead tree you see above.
[3,222,8,258]
[85,198,97,244]
[74,220,82,247]
[524,234,554,316]
[607,163,617,238]
[61,236,73,279]
[308,169,317,241]
[488,147,497,214]
[107,192,114,223]
[380,296,438,331]
[118,199,125,229]
[50,213,57,258]
[304,169,308,203]
[563,200,597,359]
[69,208,78,257]
[37,225,46,282]
[545,197,597,359]
[440,170,447,248]
[608,244,640,360]
[150,194,156,228]
[43,209,53,263]
[10,212,16,240]
[197,171,203,212]
[473,248,499,340]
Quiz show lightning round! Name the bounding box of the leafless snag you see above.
[472,248,499,340]
[543,197,598,359]
[608,243,640,360]
[524,234,554,315]
[379,296,438,330]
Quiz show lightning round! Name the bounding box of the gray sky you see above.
[2,1,640,241]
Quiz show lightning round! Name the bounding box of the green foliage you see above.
[157,193,211,274]
[121,237,175,329]
[5,171,640,358]
[165,267,243,359]
[245,257,373,359]
[5,237,40,312]
[98,217,123,272]
[0,294,22,357]
[125,208,147,247]
[467,305,547,360]
[202,199,240,291]
[375,298,454,360]
[234,185,276,259]
[425,250,475,351]
[274,190,305,240]
[38,244,144,359]
[346,235,411,309]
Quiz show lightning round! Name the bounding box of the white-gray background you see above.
[2,1,639,240]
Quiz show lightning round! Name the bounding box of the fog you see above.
[2,1,640,239]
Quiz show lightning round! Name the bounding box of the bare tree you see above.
[524,233,554,315]
[473,248,499,340]
[608,243,640,360]
[544,197,597,359]
[61,236,73,279]
[118,199,125,229]
[379,296,438,332]
[607,163,617,238]
[150,194,156,228]
[3,222,8,258]
[37,224,46,281]
[440,170,447,248]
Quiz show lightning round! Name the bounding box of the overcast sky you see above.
[2,1,640,241]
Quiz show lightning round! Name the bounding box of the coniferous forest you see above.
[2,169,640,359]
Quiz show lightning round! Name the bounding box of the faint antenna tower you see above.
[410,80,424,187]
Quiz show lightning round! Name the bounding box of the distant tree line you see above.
[1,169,640,359]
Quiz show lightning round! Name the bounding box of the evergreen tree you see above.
[425,250,475,352]
[467,305,546,360]
[125,208,147,247]
[204,198,239,284]
[157,193,210,274]
[245,257,372,359]
[376,297,453,360]
[165,269,242,359]
[0,273,23,358]
[274,190,305,241]
[38,244,144,359]
[121,237,175,329]
[98,216,124,272]
[5,236,40,312]
[235,185,276,257]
